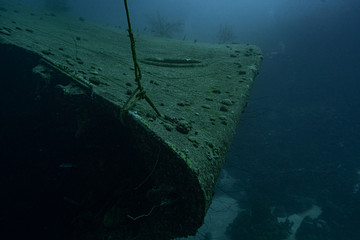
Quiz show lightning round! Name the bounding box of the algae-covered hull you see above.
[0,1,262,239]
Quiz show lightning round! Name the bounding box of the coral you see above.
[217,24,234,43]
[147,11,183,38]
[44,0,69,12]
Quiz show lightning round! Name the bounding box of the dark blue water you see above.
[220,2,360,239]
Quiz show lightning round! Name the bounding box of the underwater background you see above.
[3,0,360,239]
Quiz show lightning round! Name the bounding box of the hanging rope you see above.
[121,0,161,121]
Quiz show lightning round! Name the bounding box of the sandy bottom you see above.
[279,205,322,240]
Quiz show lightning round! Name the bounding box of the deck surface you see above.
[0,1,263,239]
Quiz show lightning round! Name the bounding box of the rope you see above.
[121,0,161,121]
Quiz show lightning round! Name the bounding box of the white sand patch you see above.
[175,195,241,240]
[217,169,237,192]
[279,205,322,240]
[175,170,242,239]
[202,195,241,239]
